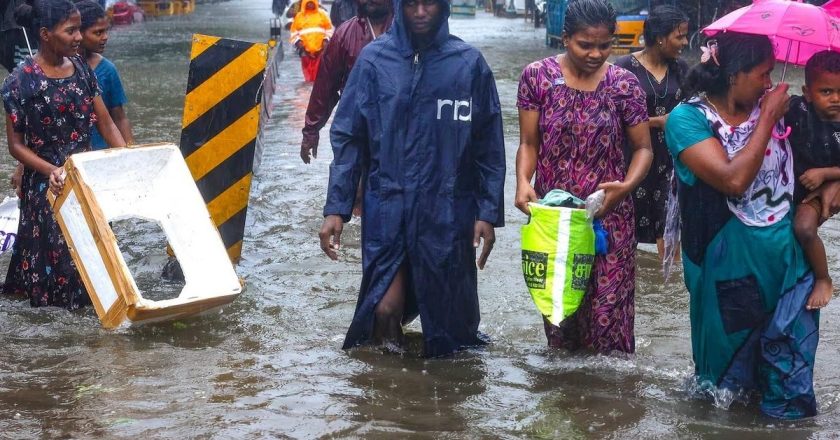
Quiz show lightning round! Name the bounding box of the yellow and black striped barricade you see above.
[179,35,269,262]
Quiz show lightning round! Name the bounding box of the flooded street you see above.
[2,1,840,437]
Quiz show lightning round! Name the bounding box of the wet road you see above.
[2,1,840,438]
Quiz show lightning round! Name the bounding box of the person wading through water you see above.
[300,0,392,216]
[319,0,506,357]
[1,0,127,309]
[290,0,332,82]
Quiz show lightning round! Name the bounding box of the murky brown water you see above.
[1,1,840,438]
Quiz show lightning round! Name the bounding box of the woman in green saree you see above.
[664,32,820,419]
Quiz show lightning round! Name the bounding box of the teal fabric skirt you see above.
[682,214,818,419]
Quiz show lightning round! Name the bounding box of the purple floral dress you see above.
[517,57,648,354]
[1,56,98,309]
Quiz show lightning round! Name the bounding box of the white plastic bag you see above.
[0,197,20,254]
[585,189,605,219]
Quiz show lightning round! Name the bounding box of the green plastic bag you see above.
[521,202,595,326]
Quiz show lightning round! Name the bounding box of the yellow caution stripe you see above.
[179,34,268,262]
[184,105,259,181]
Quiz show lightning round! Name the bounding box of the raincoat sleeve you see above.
[289,12,304,46]
[301,29,346,148]
[472,56,506,227]
[324,58,369,222]
[289,14,302,44]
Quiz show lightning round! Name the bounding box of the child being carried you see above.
[787,50,840,310]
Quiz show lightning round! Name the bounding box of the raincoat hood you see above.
[302,0,320,12]
[390,0,451,56]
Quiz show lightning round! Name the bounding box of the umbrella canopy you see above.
[703,0,840,66]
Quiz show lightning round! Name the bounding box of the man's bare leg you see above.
[373,263,408,349]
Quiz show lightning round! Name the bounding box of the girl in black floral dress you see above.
[1,0,126,309]
[614,6,688,258]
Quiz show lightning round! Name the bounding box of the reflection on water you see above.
[1,0,840,437]
[346,343,487,436]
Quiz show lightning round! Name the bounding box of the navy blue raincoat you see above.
[324,0,506,357]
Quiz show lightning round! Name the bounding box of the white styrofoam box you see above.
[51,143,242,327]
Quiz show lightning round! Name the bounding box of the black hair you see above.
[805,50,840,85]
[73,0,105,31]
[563,0,616,36]
[14,0,78,32]
[680,32,774,100]
[643,5,688,47]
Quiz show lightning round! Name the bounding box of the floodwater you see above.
[2,1,840,438]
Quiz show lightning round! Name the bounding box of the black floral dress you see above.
[614,54,687,244]
[1,56,98,309]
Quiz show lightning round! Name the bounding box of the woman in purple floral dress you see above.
[1,0,126,309]
[515,0,652,354]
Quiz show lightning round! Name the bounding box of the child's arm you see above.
[800,167,840,191]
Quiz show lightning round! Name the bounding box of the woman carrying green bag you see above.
[515,0,652,355]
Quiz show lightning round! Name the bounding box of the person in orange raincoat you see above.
[290,0,333,82]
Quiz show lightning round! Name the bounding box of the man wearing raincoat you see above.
[320,0,506,357]
[289,0,333,82]
[300,0,393,164]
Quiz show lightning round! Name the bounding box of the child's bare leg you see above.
[795,202,833,310]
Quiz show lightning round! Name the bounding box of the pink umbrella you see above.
[703,0,840,76]
[702,0,840,138]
